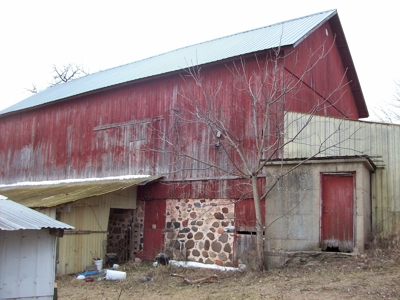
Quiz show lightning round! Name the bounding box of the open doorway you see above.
[106,208,134,263]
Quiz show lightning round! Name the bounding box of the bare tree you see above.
[151,39,359,270]
[25,63,88,94]
[49,63,88,86]
[24,83,39,94]
[376,80,400,124]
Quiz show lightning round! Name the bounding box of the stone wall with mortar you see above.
[107,209,134,262]
[133,200,145,255]
[165,198,235,266]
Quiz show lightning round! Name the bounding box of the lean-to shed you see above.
[0,195,73,300]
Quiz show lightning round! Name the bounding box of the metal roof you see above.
[0,196,74,231]
[0,175,162,208]
[0,10,338,115]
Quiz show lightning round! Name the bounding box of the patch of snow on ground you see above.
[169,260,240,271]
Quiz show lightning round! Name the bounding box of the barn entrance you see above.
[321,173,355,252]
[106,208,135,263]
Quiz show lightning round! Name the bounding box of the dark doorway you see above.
[107,208,134,262]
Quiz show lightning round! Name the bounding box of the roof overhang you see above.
[0,175,163,208]
[265,155,376,172]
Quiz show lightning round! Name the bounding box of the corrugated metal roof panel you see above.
[0,197,74,230]
[0,175,162,208]
[0,10,336,115]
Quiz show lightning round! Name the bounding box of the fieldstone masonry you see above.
[107,209,134,262]
[165,198,235,266]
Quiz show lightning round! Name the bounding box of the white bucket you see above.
[106,270,126,280]
[94,259,103,271]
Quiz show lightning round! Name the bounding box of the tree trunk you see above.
[251,175,264,270]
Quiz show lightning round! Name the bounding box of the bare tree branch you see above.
[25,63,89,94]
[50,63,88,86]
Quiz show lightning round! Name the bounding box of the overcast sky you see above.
[1,1,398,120]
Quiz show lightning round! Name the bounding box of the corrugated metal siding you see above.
[57,187,136,274]
[0,229,56,300]
[0,198,73,231]
[0,175,161,207]
[0,10,336,115]
[285,112,400,234]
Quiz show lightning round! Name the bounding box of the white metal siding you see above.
[0,229,55,300]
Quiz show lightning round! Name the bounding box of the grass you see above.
[57,245,400,299]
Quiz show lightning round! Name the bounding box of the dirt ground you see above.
[56,249,400,300]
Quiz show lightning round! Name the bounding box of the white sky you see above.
[1,1,398,120]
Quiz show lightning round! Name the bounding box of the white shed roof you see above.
[0,195,74,231]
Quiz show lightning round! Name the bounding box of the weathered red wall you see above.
[283,23,359,119]
[0,23,360,202]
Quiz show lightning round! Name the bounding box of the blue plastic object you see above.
[77,270,99,277]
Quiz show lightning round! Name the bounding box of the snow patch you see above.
[0,175,151,187]
[169,260,240,271]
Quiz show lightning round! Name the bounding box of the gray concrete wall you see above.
[264,158,373,257]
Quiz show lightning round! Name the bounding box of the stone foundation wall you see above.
[133,201,145,255]
[165,198,235,266]
[107,209,133,262]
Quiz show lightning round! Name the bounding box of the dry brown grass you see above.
[57,248,400,300]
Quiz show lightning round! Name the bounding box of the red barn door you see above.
[140,200,166,260]
[234,199,265,262]
[321,173,355,252]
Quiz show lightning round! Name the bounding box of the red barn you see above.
[0,10,370,272]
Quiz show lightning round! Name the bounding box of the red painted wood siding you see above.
[235,199,266,228]
[0,22,360,201]
[137,200,166,260]
[284,24,359,119]
[321,173,354,251]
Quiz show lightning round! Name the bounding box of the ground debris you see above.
[57,249,400,299]
[170,273,219,284]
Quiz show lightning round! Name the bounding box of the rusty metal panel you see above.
[0,175,161,208]
[321,173,354,251]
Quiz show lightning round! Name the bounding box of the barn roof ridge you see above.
[2,9,356,116]
[97,9,338,71]
[79,9,337,74]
